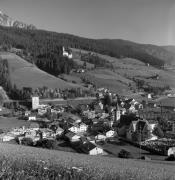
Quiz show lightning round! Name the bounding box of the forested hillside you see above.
[0,26,174,69]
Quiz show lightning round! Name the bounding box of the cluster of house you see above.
[0,123,64,144]
[3,86,175,157]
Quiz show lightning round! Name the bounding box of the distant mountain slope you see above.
[0,52,83,90]
[162,46,175,65]
[99,39,175,65]
[0,26,174,68]
[71,48,175,95]
[0,10,36,30]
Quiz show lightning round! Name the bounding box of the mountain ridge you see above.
[0,10,36,30]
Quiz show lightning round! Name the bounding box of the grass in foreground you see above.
[0,143,175,180]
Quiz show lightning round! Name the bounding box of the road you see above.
[3,96,96,104]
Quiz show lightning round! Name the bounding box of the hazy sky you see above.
[0,0,175,45]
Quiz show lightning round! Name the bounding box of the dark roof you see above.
[65,131,76,138]
[136,120,147,131]
[159,97,175,107]
[80,141,97,153]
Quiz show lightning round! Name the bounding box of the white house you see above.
[105,130,117,138]
[65,132,81,142]
[68,124,79,134]
[80,141,104,155]
[69,123,88,134]
[95,134,106,141]
[79,123,88,132]
[40,129,55,139]
[24,110,31,117]
[168,147,175,156]
[28,115,36,121]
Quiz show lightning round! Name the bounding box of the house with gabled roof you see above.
[68,123,88,134]
[65,131,81,142]
[95,133,106,142]
[79,141,104,155]
[55,126,64,136]
[68,124,80,133]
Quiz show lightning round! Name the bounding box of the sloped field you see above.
[0,52,83,90]
[0,143,174,179]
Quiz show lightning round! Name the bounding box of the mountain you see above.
[162,46,175,64]
[0,10,36,30]
[98,39,175,65]
[0,25,173,68]
[162,46,175,54]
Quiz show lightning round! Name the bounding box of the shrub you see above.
[118,149,133,159]
[72,80,77,84]
[36,139,56,149]
[165,154,175,161]
[21,138,33,146]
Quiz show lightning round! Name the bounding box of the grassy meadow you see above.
[0,116,30,131]
[0,143,174,179]
[71,48,175,95]
[0,52,83,90]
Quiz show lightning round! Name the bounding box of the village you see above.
[0,87,175,160]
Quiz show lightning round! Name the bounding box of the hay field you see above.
[0,52,83,90]
[0,143,174,179]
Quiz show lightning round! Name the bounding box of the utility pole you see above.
[139,126,142,159]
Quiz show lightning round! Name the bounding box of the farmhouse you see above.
[79,141,104,155]
[168,147,175,156]
[40,128,55,139]
[68,124,80,133]
[65,132,81,142]
[95,133,106,141]
[28,115,36,121]
[68,123,88,133]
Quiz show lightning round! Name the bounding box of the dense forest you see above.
[0,59,93,101]
[0,26,169,68]
[81,53,113,69]
[0,58,11,92]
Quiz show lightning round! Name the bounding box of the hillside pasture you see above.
[0,143,175,179]
[72,48,175,90]
[0,52,83,90]
[81,68,133,95]
[0,116,30,131]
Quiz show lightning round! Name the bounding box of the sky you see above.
[0,0,175,45]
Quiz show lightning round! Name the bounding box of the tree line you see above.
[0,26,165,69]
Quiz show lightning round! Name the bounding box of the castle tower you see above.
[32,96,39,110]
